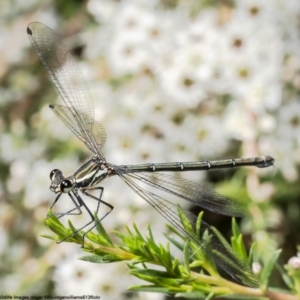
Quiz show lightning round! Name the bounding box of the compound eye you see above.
[50,169,58,180]
[60,179,72,193]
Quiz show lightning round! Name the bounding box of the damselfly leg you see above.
[48,186,113,244]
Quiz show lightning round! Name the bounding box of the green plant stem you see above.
[264,290,299,300]
[191,271,299,300]
[191,271,261,295]
[85,242,137,260]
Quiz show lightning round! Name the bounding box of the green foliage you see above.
[231,218,248,261]
[259,249,282,290]
[43,210,299,300]
[283,246,300,296]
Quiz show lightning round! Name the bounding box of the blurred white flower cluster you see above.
[87,0,282,108]
[81,0,300,181]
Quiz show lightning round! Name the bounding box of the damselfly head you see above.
[49,169,74,193]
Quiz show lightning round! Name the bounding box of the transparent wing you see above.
[115,169,258,287]
[27,22,105,158]
[92,120,107,151]
[50,104,106,155]
[114,170,245,217]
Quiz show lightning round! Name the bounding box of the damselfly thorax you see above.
[50,157,114,193]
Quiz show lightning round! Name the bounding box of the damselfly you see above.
[27,22,274,287]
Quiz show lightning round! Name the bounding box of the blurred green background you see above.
[0,0,300,299]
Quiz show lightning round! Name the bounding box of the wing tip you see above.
[27,22,45,36]
[27,26,33,36]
